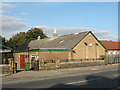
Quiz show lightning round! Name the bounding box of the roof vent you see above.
[74,33,79,35]
[37,36,41,40]
[60,40,64,43]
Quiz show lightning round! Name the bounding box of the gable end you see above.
[71,31,107,51]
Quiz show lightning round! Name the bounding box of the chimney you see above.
[53,27,58,37]
[37,36,41,40]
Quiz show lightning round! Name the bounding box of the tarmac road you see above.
[2,68,119,89]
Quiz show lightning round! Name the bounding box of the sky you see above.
[1,2,119,41]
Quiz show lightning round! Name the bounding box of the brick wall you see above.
[72,33,106,60]
[0,64,13,74]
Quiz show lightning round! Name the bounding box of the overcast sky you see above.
[1,2,118,41]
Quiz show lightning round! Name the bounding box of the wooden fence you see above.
[108,55,120,64]
[34,57,105,70]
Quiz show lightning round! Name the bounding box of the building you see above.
[14,31,107,69]
[53,27,58,37]
[100,40,120,55]
[0,45,13,64]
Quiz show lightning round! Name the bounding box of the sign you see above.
[35,55,39,60]
[36,52,38,55]
[25,55,27,58]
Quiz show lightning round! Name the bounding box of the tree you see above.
[26,28,47,41]
[6,28,48,50]
[12,32,27,47]
[0,35,6,46]
[7,38,16,50]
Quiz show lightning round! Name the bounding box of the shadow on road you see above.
[2,75,119,90]
[46,75,119,89]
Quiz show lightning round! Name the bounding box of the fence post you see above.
[34,60,39,71]
[9,59,15,73]
[13,61,17,73]
[104,52,108,65]
[8,59,11,68]
[39,59,41,70]
[56,58,60,69]
[39,58,44,70]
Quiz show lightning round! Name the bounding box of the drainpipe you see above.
[28,47,29,63]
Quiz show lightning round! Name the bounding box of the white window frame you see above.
[113,50,116,55]
[108,50,111,55]
[117,50,120,55]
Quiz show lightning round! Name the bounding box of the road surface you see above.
[2,69,119,89]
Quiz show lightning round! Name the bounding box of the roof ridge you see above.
[100,40,120,43]
[59,31,91,37]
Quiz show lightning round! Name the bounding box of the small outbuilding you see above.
[0,45,14,74]
[100,40,120,55]
[0,45,13,64]
[100,40,120,64]
[14,31,107,69]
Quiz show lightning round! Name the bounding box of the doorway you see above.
[20,55,25,68]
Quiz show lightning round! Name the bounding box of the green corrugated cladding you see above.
[40,49,71,51]
[14,49,71,53]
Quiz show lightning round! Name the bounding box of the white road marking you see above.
[65,78,102,85]
[112,87,120,90]
[113,74,120,77]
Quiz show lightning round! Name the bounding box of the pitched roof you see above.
[0,45,12,53]
[28,31,90,50]
[15,40,30,52]
[100,40,120,50]
[15,31,90,52]
[0,45,11,50]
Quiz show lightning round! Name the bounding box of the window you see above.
[31,54,35,62]
[89,43,92,47]
[60,40,64,43]
[108,51,111,55]
[95,43,98,46]
[89,36,92,40]
[117,50,120,55]
[113,50,116,55]
[89,33,91,40]
[23,56,24,60]
[21,56,22,59]
[84,42,87,46]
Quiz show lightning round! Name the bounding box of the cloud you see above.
[1,3,27,39]
[21,12,27,15]
[112,36,120,42]
[2,22,27,32]
[34,26,115,40]
[2,15,22,22]
[0,3,15,14]
[2,3,15,9]
[1,16,27,39]
[1,15,27,39]
[93,31,113,39]
[0,10,9,13]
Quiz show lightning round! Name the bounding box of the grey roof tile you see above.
[29,31,90,50]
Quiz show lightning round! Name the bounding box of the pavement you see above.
[1,64,119,84]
